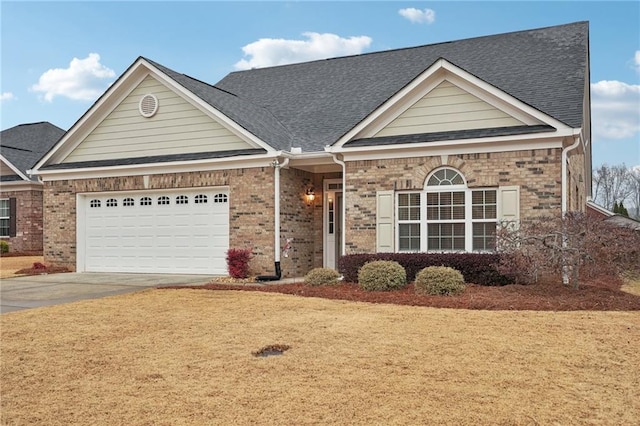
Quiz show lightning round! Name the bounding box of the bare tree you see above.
[497,212,640,289]
[592,164,633,212]
[628,167,640,219]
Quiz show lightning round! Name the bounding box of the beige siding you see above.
[63,76,252,163]
[0,160,19,177]
[375,80,524,137]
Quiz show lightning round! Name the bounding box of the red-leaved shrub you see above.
[226,248,252,278]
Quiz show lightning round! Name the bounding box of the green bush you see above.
[415,266,466,296]
[0,240,8,254]
[358,260,406,291]
[304,268,341,286]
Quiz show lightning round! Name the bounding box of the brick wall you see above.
[345,149,563,253]
[42,167,325,277]
[0,188,43,252]
[567,150,586,212]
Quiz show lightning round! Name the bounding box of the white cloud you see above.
[633,50,640,73]
[591,80,640,140]
[0,92,16,102]
[30,53,116,102]
[234,32,372,70]
[398,7,436,24]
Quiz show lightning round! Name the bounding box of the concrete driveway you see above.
[0,272,216,314]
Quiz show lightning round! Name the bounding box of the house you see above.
[30,21,591,277]
[1,122,65,252]
[587,200,640,231]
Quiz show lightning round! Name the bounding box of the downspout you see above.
[561,135,582,213]
[257,156,289,281]
[561,135,582,285]
[273,157,290,263]
[331,154,346,257]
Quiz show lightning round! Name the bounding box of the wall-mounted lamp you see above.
[305,188,315,205]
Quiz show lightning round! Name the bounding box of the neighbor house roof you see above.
[1,122,65,181]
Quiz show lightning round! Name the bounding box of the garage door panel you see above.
[82,188,229,274]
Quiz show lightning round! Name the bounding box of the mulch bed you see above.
[178,276,640,311]
[14,265,70,275]
[0,251,42,258]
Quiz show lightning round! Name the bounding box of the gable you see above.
[375,80,525,138]
[0,159,21,179]
[62,75,253,164]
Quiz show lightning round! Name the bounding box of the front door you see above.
[324,180,343,269]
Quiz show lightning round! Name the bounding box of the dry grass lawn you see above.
[1,289,639,425]
[0,256,43,278]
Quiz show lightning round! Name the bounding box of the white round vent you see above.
[139,94,158,117]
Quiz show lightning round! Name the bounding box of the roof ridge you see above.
[225,21,589,76]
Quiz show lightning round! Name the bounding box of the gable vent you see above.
[139,94,159,117]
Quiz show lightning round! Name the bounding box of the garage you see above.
[78,188,229,274]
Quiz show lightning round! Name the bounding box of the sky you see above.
[1,1,639,170]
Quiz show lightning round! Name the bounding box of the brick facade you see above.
[344,149,565,254]
[43,167,326,277]
[0,188,44,252]
[42,148,584,276]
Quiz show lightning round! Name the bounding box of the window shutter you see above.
[498,186,519,228]
[9,198,16,237]
[376,190,394,252]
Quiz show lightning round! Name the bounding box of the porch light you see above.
[305,188,315,205]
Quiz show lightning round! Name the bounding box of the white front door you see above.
[324,180,343,269]
[78,188,229,274]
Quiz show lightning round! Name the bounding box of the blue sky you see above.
[1,1,639,169]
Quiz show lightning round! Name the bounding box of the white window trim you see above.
[0,198,9,237]
[395,168,499,253]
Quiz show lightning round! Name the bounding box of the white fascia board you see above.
[335,134,566,162]
[141,60,275,153]
[0,155,31,181]
[586,200,613,217]
[35,152,283,182]
[32,58,275,174]
[333,59,573,148]
[33,61,151,171]
[0,180,43,191]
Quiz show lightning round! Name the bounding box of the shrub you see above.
[339,253,511,286]
[358,260,407,291]
[32,262,47,270]
[304,268,341,286]
[415,266,466,296]
[226,248,252,279]
[0,240,8,254]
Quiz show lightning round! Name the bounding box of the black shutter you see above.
[9,198,16,237]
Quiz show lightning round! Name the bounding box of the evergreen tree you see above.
[613,200,620,214]
[619,201,629,217]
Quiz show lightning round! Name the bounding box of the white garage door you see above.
[80,188,229,274]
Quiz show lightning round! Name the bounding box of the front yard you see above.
[1,289,638,425]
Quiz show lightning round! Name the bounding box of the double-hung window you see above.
[0,199,9,237]
[396,168,498,253]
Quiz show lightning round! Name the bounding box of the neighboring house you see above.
[31,22,591,276]
[1,122,65,252]
[587,200,640,231]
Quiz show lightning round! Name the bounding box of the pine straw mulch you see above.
[179,275,640,311]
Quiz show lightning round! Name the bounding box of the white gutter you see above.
[561,135,582,213]
[272,157,289,262]
[331,154,346,257]
[560,135,582,286]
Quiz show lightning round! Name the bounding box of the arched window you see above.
[157,196,170,205]
[214,193,228,203]
[194,194,208,204]
[123,198,135,207]
[176,195,189,205]
[396,168,497,253]
[106,198,118,207]
[90,199,101,208]
[140,197,152,206]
